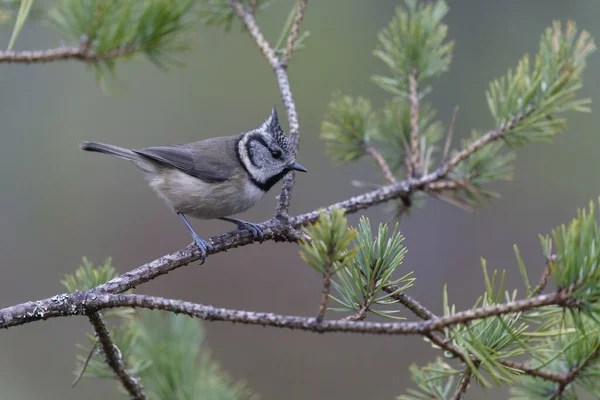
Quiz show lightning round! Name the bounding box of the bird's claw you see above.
[236,221,264,242]
[192,234,213,264]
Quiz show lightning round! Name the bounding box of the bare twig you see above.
[282,0,308,66]
[88,312,146,400]
[346,277,378,321]
[230,0,304,218]
[439,103,533,176]
[364,145,396,184]
[408,71,420,176]
[442,105,459,162]
[452,369,473,400]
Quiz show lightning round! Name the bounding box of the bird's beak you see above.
[291,162,308,172]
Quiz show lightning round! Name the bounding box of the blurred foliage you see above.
[76,311,258,400]
[63,259,256,399]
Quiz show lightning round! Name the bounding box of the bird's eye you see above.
[272,149,282,159]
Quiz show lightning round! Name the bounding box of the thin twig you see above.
[72,341,98,387]
[452,369,473,400]
[282,0,308,66]
[364,145,396,184]
[316,262,333,324]
[88,312,146,400]
[440,103,534,176]
[532,241,556,296]
[346,278,378,321]
[408,71,420,176]
[442,105,459,163]
[230,0,304,218]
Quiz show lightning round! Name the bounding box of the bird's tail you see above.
[80,141,139,161]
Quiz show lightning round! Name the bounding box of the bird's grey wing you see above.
[133,142,236,183]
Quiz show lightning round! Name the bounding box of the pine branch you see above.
[0,45,138,63]
[88,312,147,400]
[229,0,305,218]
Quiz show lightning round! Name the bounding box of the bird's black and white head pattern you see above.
[237,107,296,191]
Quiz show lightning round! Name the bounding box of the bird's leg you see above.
[219,217,264,241]
[178,213,213,264]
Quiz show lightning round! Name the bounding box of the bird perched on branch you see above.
[81,107,307,263]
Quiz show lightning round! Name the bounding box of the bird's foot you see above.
[234,220,264,242]
[191,233,213,264]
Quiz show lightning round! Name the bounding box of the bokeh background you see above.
[1,1,600,399]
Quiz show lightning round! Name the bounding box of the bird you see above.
[80,107,307,263]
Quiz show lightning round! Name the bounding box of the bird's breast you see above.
[148,168,266,219]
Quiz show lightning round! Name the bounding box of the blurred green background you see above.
[1,1,599,399]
